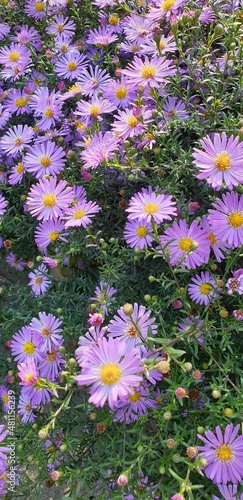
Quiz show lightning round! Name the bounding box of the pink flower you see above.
[88,313,104,327]
[175,387,187,398]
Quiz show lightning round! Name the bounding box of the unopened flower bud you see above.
[38,428,49,440]
[163,411,172,420]
[224,408,233,417]
[172,454,181,463]
[156,360,170,374]
[186,446,198,458]
[183,362,192,372]
[175,387,187,399]
[166,439,175,449]
[212,389,221,399]
[123,303,134,316]
[117,474,128,486]
[216,280,224,288]
[200,458,207,468]
[219,310,228,318]
[50,470,60,482]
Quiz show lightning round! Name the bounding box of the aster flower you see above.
[0,104,11,129]
[62,199,100,228]
[200,215,230,263]
[4,88,31,115]
[18,393,37,424]
[213,483,243,500]
[26,176,73,221]
[126,186,176,224]
[226,272,243,295]
[24,141,66,179]
[79,66,112,98]
[113,385,158,424]
[76,337,143,409]
[0,424,10,461]
[38,349,65,381]
[207,192,243,248]
[30,312,63,352]
[0,386,10,412]
[86,26,118,47]
[160,220,210,269]
[12,25,41,47]
[90,281,117,315]
[75,325,108,366]
[8,161,26,185]
[192,132,243,189]
[34,219,68,252]
[29,87,63,131]
[0,125,33,156]
[122,15,153,44]
[0,43,31,67]
[122,55,176,88]
[112,107,152,140]
[28,264,52,296]
[197,424,243,484]
[25,0,47,20]
[6,252,26,271]
[75,97,116,124]
[141,35,177,56]
[10,326,43,363]
[233,309,243,320]
[124,219,154,249]
[80,132,118,169]
[17,358,38,387]
[0,24,10,41]
[22,378,53,406]
[0,193,7,216]
[107,303,157,355]
[46,15,76,37]
[55,51,87,80]
[177,316,205,344]
[146,0,186,22]
[163,96,190,122]
[103,76,136,109]
[188,271,220,306]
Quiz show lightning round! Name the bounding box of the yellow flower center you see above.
[67,62,77,71]
[131,45,141,52]
[44,108,54,118]
[129,390,141,402]
[49,231,59,242]
[161,0,175,11]
[41,327,51,337]
[25,373,35,384]
[109,14,119,25]
[73,209,86,219]
[57,24,64,33]
[159,40,167,50]
[144,203,159,215]
[216,444,234,462]
[228,212,243,228]
[199,283,212,295]
[23,341,35,354]
[35,377,45,389]
[0,473,7,482]
[9,51,20,62]
[14,137,23,146]
[90,105,101,117]
[34,276,43,285]
[115,86,127,99]
[178,237,193,252]
[69,83,82,93]
[127,116,139,128]
[141,65,156,79]
[3,395,9,403]
[215,151,231,171]
[40,156,51,167]
[136,226,147,237]
[16,164,25,174]
[42,194,57,207]
[207,232,217,245]
[35,2,44,11]
[100,363,122,385]
[126,325,138,337]
[98,293,105,301]
[47,351,57,362]
[15,97,27,107]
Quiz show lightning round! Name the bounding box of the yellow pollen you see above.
[40,156,51,167]
[43,194,57,207]
[144,203,159,215]
[0,474,7,482]
[25,404,32,412]
[136,226,147,237]
[161,0,175,11]
[41,327,51,337]
[34,277,43,285]
[69,83,82,93]
[14,137,23,146]
[228,212,243,228]
[15,97,27,107]
[35,2,44,11]
[44,108,54,118]
[126,325,138,337]
[57,24,64,33]
[199,283,212,295]
[141,65,156,79]
[100,363,122,385]
[16,164,25,174]
[115,86,127,99]
[35,377,45,389]
[90,105,100,117]
[178,237,193,252]
[23,341,35,354]
[216,444,234,462]
[34,78,42,85]
[207,232,217,245]
[98,293,105,301]
[3,395,9,403]
[67,61,77,71]
[47,444,56,455]
[60,44,68,52]
[25,373,35,384]
[131,45,141,52]
[73,209,86,219]
[127,116,139,128]
[9,51,20,62]
[129,390,141,402]
[75,120,85,129]
[159,40,167,50]
[49,231,59,242]
[215,151,231,171]
[47,351,57,362]
[109,14,119,25]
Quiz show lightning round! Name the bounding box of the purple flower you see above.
[0,386,10,412]
[38,349,65,381]
[89,281,117,315]
[126,186,177,224]
[18,393,37,423]
[76,337,143,409]
[0,192,7,216]
[26,176,73,221]
[200,215,230,263]
[113,385,158,424]
[29,87,63,131]
[34,219,68,252]
[0,424,10,461]
[146,0,186,21]
[0,124,33,156]
[192,132,243,190]
[55,51,88,80]
[75,325,108,366]
[6,252,26,271]
[80,132,118,169]
[111,107,152,140]
[30,312,63,352]
[160,219,210,269]
[122,55,176,88]
[208,192,243,248]
[188,271,220,306]
[177,316,205,344]
[24,141,66,179]
[62,199,101,228]
[103,76,136,109]
[124,219,154,249]
[213,483,243,500]
[86,26,118,47]
[233,309,243,320]
[10,326,44,363]
[28,264,52,296]
[197,424,243,484]
[107,303,157,355]
[163,96,190,122]
[226,272,243,295]
[79,65,112,98]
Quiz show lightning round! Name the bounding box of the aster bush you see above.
[0,0,243,498]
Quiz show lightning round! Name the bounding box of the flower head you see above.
[26,176,73,221]
[126,186,176,224]
[208,192,243,248]
[188,271,219,306]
